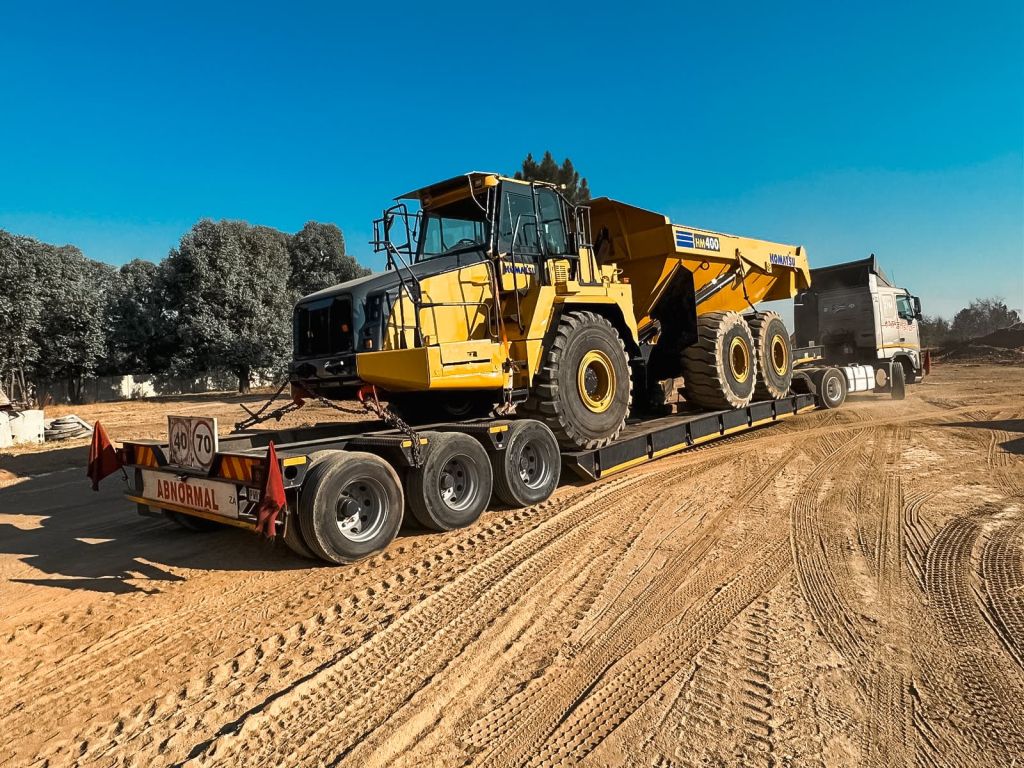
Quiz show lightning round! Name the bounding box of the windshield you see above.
[417,213,488,261]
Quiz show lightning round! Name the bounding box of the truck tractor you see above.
[290,172,812,450]
[792,255,925,405]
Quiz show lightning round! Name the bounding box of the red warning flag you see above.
[87,421,123,491]
[255,441,287,538]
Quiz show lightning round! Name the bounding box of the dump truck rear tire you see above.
[682,311,757,409]
[407,432,493,531]
[492,420,561,507]
[298,451,404,564]
[747,311,793,400]
[523,311,632,449]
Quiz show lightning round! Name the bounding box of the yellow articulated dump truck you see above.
[108,171,835,565]
[291,171,810,449]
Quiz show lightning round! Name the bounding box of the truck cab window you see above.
[419,214,487,260]
[896,295,914,320]
[498,189,540,255]
[536,188,568,256]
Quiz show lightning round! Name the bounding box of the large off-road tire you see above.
[387,392,495,425]
[491,420,561,508]
[681,311,758,410]
[407,432,493,531]
[298,451,404,564]
[747,311,793,400]
[523,310,632,450]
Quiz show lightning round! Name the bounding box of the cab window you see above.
[896,295,914,320]
[536,187,568,256]
[498,189,540,255]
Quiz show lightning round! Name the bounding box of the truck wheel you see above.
[524,310,632,449]
[747,311,793,400]
[891,362,906,400]
[387,392,495,425]
[407,432,493,531]
[298,451,404,564]
[492,420,561,507]
[812,368,847,409]
[281,512,317,560]
[682,311,758,410]
[164,510,221,531]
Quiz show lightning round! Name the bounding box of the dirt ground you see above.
[1,364,1022,767]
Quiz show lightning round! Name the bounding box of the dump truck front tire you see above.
[298,451,404,564]
[682,311,757,410]
[891,362,906,400]
[492,420,561,508]
[407,432,493,531]
[747,311,793,400]
[524,311,632,449]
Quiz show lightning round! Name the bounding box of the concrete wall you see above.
[36,372,279,405]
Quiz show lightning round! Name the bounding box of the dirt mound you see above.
[939,325,1024,364]
[974,326,1024,350]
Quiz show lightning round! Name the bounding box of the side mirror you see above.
[912,296,922,319]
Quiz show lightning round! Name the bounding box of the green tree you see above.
[161,219,293,392]
[287,221,369,299]
[950,298,1021,340]
[514,151,591,203]
[0,231,42,399]
[918,314,951,348]
[102,259,165,374]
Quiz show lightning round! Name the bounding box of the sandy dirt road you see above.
[1,364,1022,767]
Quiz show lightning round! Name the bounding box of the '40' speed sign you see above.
[167,415,219,471]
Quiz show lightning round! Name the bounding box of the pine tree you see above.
[514,151,591,203]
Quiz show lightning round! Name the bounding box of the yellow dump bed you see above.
[589,198,810,333]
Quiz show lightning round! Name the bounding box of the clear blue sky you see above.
[1,1,1021,320]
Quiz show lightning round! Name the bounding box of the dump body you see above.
[589,198,811,335]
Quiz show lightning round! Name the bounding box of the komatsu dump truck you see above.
[107,172,860,565]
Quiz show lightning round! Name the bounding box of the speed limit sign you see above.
[167,415,219,471]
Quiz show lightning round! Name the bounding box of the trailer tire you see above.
[298,451,404,564]
[747,311,793,400]
[891,361,906,400]
[812,368,847,409]
[164,510,221,531]
[407,432,493,531]
[492,420,561,508]
[682,311,757,410]
[282,512,317,560]
[523,310,632,450]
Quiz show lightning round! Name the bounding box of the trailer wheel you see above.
[492,420,561,508]
[164,510,221,531]
[891,361,906,400]
[682,311,757,410]
[281,511,317,560]
[298,451,404,564]
[407,432,493,531]
[747,311,793,400]
[523,310,632,449]
[812,368,847,409]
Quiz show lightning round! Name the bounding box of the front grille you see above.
[294,297,353,358]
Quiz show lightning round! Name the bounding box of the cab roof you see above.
[397,171,556,203]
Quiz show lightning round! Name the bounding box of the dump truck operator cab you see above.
[289,173,634,414]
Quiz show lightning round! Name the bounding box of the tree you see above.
[160,219,293,392]
[514,151,591,203]
[101,259,165,375]
[0,231,42,400]
[918,315,951,348]
[287,221,369,299]
[949,298,1021,341]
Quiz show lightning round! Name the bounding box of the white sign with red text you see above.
[140,469,240,518]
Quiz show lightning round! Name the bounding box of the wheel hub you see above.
[729,337,751,383]
[438,457,474,510]
[577,350,615,413]
[335,479,388,543]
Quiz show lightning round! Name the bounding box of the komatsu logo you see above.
[770,253,796,268]
[502,262,536,276]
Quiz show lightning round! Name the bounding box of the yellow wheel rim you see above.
[729,337,751,384]
[578,350,615,413]
[770,335,789,376]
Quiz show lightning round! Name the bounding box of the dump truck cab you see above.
[290,173,637,417]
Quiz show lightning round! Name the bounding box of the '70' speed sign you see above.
[167,415,219,471]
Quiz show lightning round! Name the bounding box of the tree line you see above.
[918,298,1021,349]
[0,220,368,402]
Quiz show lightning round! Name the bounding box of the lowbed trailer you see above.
[118,392,818,564]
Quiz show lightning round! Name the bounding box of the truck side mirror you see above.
[912,296,922,319]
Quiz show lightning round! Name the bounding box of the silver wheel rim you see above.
[335,477,389,542]
[438,455,477,512]
[518,441,551,490]
[825,376,842,402]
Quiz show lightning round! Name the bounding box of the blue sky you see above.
[1,1,1021,320]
